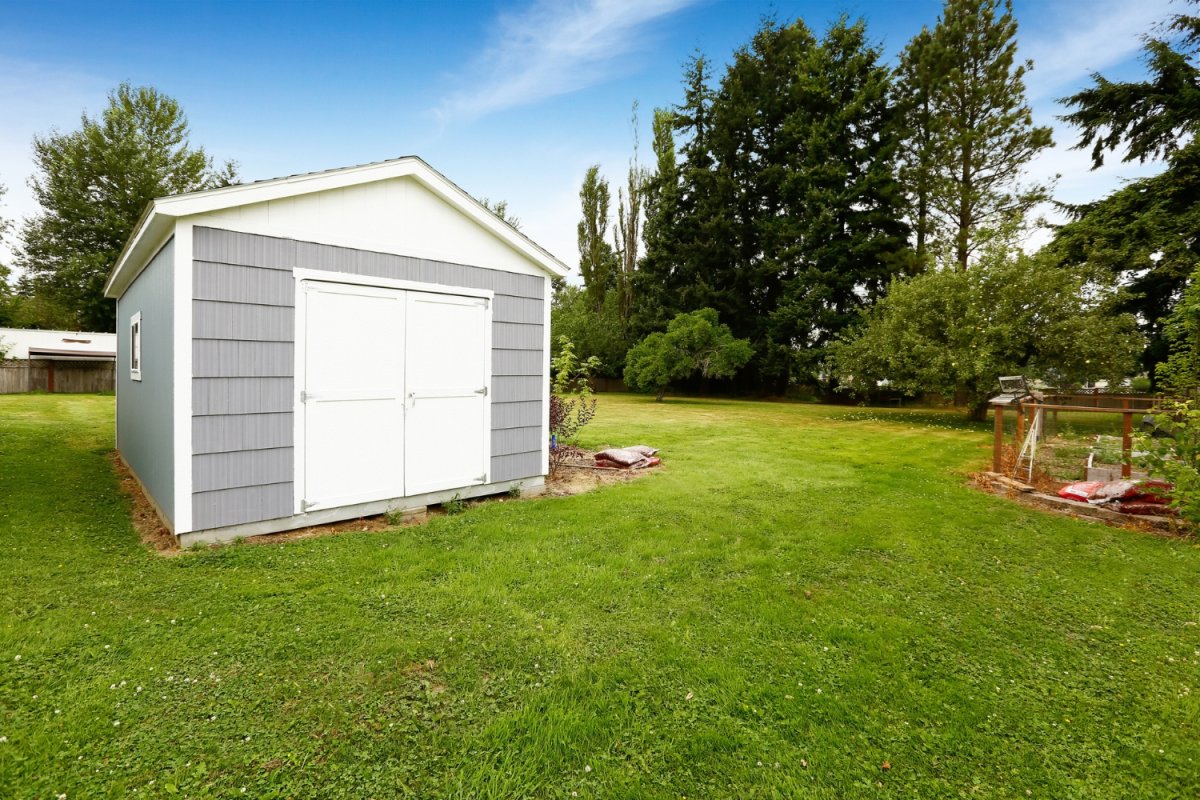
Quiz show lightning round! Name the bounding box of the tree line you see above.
[0,0,1196,416]
[559,0,1200,413]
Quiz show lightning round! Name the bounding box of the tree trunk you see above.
[957,138,972,271]
[967,399,989,422]
[655,387,666,402]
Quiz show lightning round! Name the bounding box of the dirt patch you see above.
[111,453,179,554]
[114,446,657,554]
[544,458,655,497]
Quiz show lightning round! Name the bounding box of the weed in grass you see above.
[443,493,466,515]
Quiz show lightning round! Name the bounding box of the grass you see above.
[1,394,1199,798]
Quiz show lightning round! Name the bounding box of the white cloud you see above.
[432,0,699,123]
[1020,0,1173,103]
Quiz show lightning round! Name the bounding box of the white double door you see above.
[299,280,490,511]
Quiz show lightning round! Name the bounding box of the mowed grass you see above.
[1,394,1198,799]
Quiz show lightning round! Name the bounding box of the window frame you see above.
[130,311,142,382]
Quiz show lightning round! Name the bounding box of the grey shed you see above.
[103,156,566,545]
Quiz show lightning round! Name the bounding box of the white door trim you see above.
[292,272,493,514]
[292,267,493,301]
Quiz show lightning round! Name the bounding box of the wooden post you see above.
[46,361,55,394]
[1015,402,1025,448]
[1122,398,1133,479]
[992,404,1004,473]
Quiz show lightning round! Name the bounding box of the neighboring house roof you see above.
[104,155,569,299]
[0,327,118,361]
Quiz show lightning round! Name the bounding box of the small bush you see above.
[1137,398,1200,527]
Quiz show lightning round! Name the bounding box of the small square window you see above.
[130,312,142,381]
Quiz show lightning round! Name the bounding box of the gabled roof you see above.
[104,155,568,298]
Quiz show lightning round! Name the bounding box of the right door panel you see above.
[403,291,490,496]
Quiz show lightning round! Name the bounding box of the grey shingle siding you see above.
[190,226,546,531]
[116,237,175,525]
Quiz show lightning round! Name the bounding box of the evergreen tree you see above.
[765,18,912,385]
[638,54,734,331]
[576,165,617,312]
[640,18,911,389]
[1047,149,1200,380]
[900,0,1053,270]
[1061,0,1200,169]
[18,83,236,332]
[896,27,939,267]
[633,107,683,337]
[1052,2,1200,383]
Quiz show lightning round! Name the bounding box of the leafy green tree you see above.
[1047,147,1200,380]
[624,308,753,401]
[478,197,521,229]
[1155,262,1200,394]
[828,242,1142,419]
[17,83,237,332]
[613,102,647,323]
[0,181,14,326]
[550,284,630,379]
[1053,2,1200,382]
[577,165,617,312]
[900,0,1053,270]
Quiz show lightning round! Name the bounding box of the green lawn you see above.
[1,394,1198,798]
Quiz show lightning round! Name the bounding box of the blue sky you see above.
[0,0,1175,272]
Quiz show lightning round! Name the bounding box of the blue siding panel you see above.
[116,237,175,525]
[190,226,547,531]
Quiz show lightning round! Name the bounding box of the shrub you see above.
[623,308,753,401]
[1137,399,1200,527]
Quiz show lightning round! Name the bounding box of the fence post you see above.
[993,405,1004,473]
[1122,399,1133,479]
[1015,402,1025,448]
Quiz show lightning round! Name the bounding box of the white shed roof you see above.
[104,156,569,299]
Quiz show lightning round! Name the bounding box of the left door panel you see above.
[300,281,406,510]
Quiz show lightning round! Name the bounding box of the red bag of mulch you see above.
[595,448,651,468]
[1058,481,1104,503]
[1089,480,1142,503]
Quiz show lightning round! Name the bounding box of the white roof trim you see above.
[104,156,568,298]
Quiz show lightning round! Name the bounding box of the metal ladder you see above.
[1014,407,1044,481]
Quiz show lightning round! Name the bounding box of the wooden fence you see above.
[0,360,115,394]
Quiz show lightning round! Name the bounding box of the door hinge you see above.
[300,390,310,403]
[301,499,316,511]
[476,386,488,396]
[475,474,487,483]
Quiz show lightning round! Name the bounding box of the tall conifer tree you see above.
[899,0,1052,270]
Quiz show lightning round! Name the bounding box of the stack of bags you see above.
[1057,478,1173,515]
[594,445,661,470]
